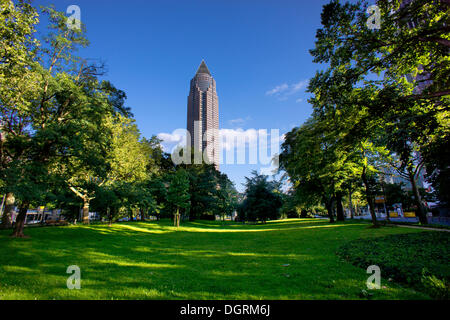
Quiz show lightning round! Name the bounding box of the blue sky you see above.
[33,0,336,191]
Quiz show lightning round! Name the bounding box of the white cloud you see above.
[228,116,251,126]
[260,165,278,176]
[157,130,186,152]
[260,155,280,176]
[290,80,309,94]
[157,132,183,144]
[266,80,309,101]
[219,128,259,151]
[229,118,245,125]
[295,98,303,103]
[265,83,289,96]
[157,128,284,165]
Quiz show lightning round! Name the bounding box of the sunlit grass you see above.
[0,218,436,299]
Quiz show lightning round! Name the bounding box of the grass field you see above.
[0,218,438,299]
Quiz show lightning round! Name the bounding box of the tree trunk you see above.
[1,193,15,229]
[11,201,30,238]
[108,207,116,226]
[129,210,133,221]
[0,194,5,218]
[361,169,378,227]
[381,183,390,223]
[82,199,90,224]
[408,169,427,224]
[336,192,345,221]
[348,189,354,219]
[140,208,145,221]
[39,206,45,225]
[324,196,335,223]
[174,208,181,228]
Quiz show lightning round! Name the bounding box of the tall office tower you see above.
[187,60,220,169]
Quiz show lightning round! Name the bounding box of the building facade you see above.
[186,61,220,169]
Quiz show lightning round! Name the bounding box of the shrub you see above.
[421,269,449,300]
[336,232,450,299]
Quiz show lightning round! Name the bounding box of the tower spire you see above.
[196,60,211,75]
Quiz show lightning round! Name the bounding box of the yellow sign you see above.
[389,211,398,218]
[404,211,416,218]
[375,196,385,204]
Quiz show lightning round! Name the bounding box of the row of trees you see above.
[279,0,449,226]
[0,1,238,236]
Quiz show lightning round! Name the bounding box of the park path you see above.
[388,224,450,233]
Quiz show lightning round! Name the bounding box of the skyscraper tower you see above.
[187,60,220,169]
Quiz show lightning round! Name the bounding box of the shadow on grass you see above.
[0,219,431,300]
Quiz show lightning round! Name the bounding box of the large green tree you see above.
[307,0,449,224]
[1,4,130,235]
[239,171,282,223]
[167,169,190,228]
[0,0,40,229]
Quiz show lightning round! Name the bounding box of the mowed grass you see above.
[0,218,435,299]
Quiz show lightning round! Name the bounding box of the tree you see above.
[0,0,40,229]
[308,0,450,224]
[421,135,450,205]
[387,145,429,223]
[1,4,135,235]
[239,171,282,223]
[279,116,361,223]
[215,172,238,221]
[186,164,218,220]
[279,189,302,219]
[147,176,167,220]
[167,169,190,228]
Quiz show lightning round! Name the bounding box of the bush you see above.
[336,232,450,299]
[421,269,449,300]
[239,172,282,223]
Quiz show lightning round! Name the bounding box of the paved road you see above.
[353,215,420,223]
[387,224,450,232]
[315,215,450,230]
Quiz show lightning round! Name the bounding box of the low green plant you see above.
[337,232,450,298]
[421,269,449,300]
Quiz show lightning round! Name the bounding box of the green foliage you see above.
[167,169,190,215]
[186,164,219,220]
[1,2,170,230]
[280,0,449,227]
[421,269,448,300]
[239,171,282,223]
[215,171,238,220]
[184,163,237,220]
[279,117,368,222]
[337,232,450,298]
[308,0,449,216]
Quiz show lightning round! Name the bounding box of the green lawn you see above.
[0,218,439,299]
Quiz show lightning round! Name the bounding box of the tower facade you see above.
[187,60,220,169]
